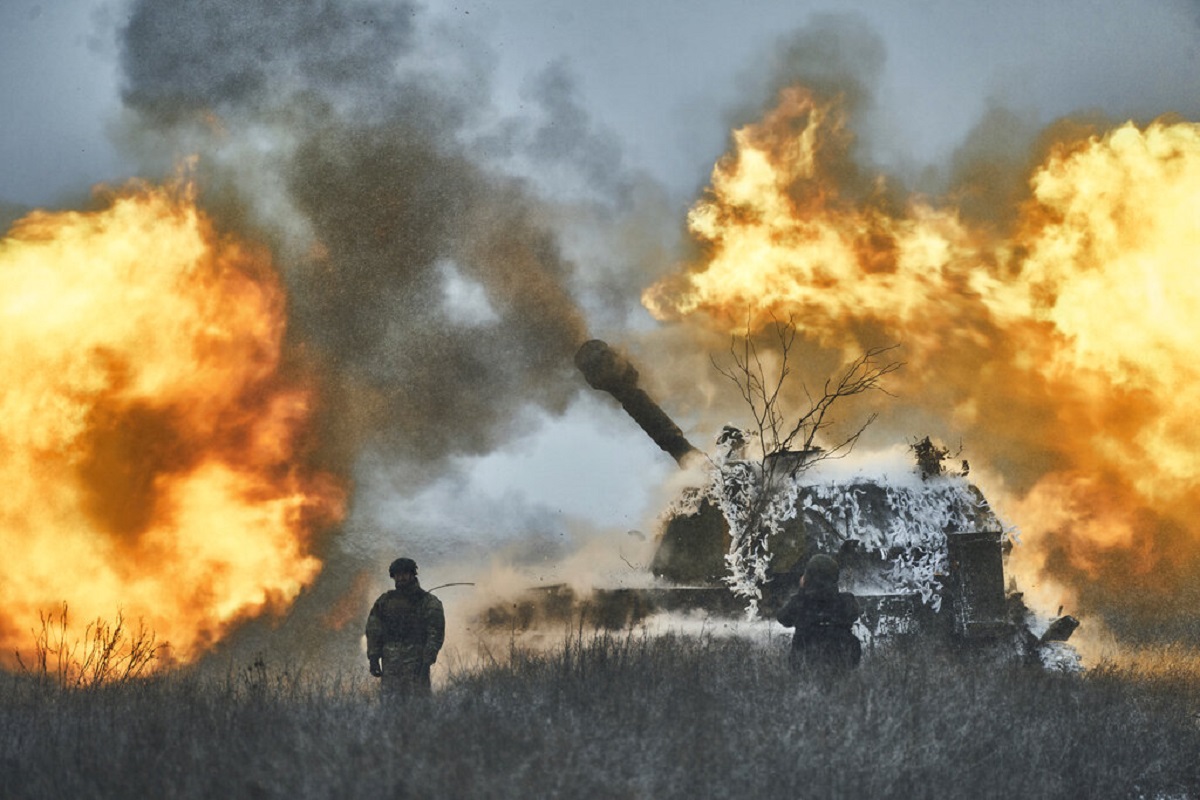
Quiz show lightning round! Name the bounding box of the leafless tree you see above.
[710,316,903,608]
[712,316,902,485]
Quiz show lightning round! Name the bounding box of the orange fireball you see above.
[647,87,1200,636]
[0,181,345,667]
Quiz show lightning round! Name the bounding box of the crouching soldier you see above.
[366,557,445,697]
[776,554,861,675]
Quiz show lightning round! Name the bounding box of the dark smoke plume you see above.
[119,0,590,473]
[121,0,422,121]
[116,0,609,665]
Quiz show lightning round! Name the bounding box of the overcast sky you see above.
[4,0,1200,570]
[5,0,1200,209]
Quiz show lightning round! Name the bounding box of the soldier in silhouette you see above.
[365,557,445,697]
[776,554,861,674]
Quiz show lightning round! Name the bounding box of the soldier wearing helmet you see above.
[776,554,861,674]
[365,557,445,697]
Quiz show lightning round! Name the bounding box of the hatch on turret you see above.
[945,530,1009,639]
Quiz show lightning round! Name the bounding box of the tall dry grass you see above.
[2,631,1198,799]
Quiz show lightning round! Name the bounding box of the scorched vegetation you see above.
[3,632,1199,799]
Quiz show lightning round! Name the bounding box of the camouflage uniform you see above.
[366,580,445,697]
[776,555,861,674]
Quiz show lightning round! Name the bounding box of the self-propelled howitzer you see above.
[567,339,1080,668]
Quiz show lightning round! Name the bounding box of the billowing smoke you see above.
[100,0,613,666]
[118,0,590,470]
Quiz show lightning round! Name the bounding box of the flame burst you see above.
[646,87,1200,638]
[0,182,345,666]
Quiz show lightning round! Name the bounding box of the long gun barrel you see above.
[574,339,698,465]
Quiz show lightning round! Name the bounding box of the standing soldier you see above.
[366,557,445,697]
[776,554,861,674]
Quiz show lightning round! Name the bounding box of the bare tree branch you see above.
[710,316,904,608]
[14,603,160,689]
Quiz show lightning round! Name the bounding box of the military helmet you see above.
[803,554,840,591]
[388,557,418,577]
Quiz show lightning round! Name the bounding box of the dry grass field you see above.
[3,631,1199,799]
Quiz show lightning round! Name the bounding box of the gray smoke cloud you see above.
[115,0,635,668]
[118,0,600,473]
[121,1,422,121]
